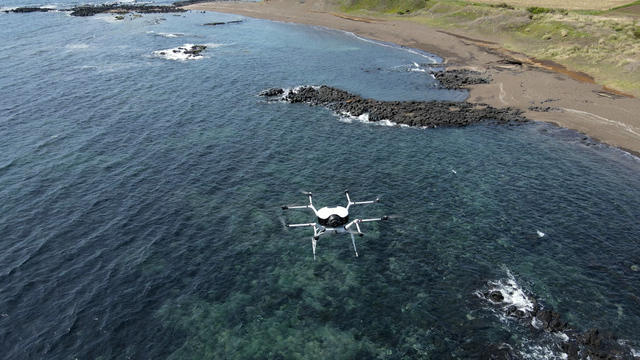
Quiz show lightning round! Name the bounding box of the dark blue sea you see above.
[2,1,640,359]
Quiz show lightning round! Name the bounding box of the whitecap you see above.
[158,32,183,38]
[521,344,568,360]
[338,112,402,127]
[66,44,90,50]
[476,268,536,322]
[338,111,369,124]
[409,62,428,73]
[152,44,208,61]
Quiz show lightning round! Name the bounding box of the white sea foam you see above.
[338,111,403,127]
[348,33,439,63]
[66,44,90,50]
[152,44,217,61]
[616,339,640,357]
[158,32,183,38]
[521,344,568,360]
[563,108,640,138]
[409,62,428,73]
[338,111,370,124]
[277,85,322,101]
[477,268,536,322]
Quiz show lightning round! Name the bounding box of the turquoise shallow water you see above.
[1,2,640,359]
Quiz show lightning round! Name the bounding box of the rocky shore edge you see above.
[480,281,639,360]
[3,4,186,16]
[260,85,528,128]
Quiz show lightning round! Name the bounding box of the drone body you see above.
[281,190,388,259]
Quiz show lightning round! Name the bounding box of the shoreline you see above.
[185,0,640,158]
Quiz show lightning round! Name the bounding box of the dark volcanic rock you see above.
[478,278,640,360]
[259,88,285,97]
[203,20,243,26]
[260,85,528,128]
[488,290,504,303]
[4,7,55,13]
[432,69,492,90]
[68,4,186,17]
[182,45,206,56]
[535,309,569,333]
[528,106,563,112]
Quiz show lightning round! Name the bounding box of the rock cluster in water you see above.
[3,7,54,13]
[4,4,186,16]
[154,44,208,60]
[70,4,187,17]
[480,286,639,360]
[203,20,243,26]
[260,85,528,128]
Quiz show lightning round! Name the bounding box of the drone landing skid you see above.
[282,190,388,260]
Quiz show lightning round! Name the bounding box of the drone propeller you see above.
[346,228,366,238]
[299,190,312,196]
[277,215,290,231]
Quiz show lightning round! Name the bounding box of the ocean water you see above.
[1,2,640,359]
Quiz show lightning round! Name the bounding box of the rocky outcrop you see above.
[203,20,243,26]
[3,7,57,13]
[260,85,528,128]
[431,69,491,90]
[153,44,208,60]
[480,281,639,360]
[70,4,186,16]
[5,4,187,16]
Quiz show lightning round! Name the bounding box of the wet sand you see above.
[186,0,640,157]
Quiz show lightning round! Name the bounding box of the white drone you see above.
[281,190,389,259]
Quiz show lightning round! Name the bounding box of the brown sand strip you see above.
[185,0,640,157]
[329,13,378,23]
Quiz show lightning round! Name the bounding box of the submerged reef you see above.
[260,85,528,128]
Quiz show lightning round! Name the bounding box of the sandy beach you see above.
[186,0,640,157]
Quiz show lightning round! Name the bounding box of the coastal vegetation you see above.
[339,0,640,96]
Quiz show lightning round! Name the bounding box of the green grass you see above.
[341,0,429,14]
[611,0,640,10]
[339,0,640,96]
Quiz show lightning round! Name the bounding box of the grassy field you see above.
[459,0,634,11]
[341,0,640,96]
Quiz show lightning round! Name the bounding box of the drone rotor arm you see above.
[282,204,312,210]
[358,216,389,222]
[286,222,317,228]
[354,221,363,236]
[351,200,379,205]
[282,193,318,215]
